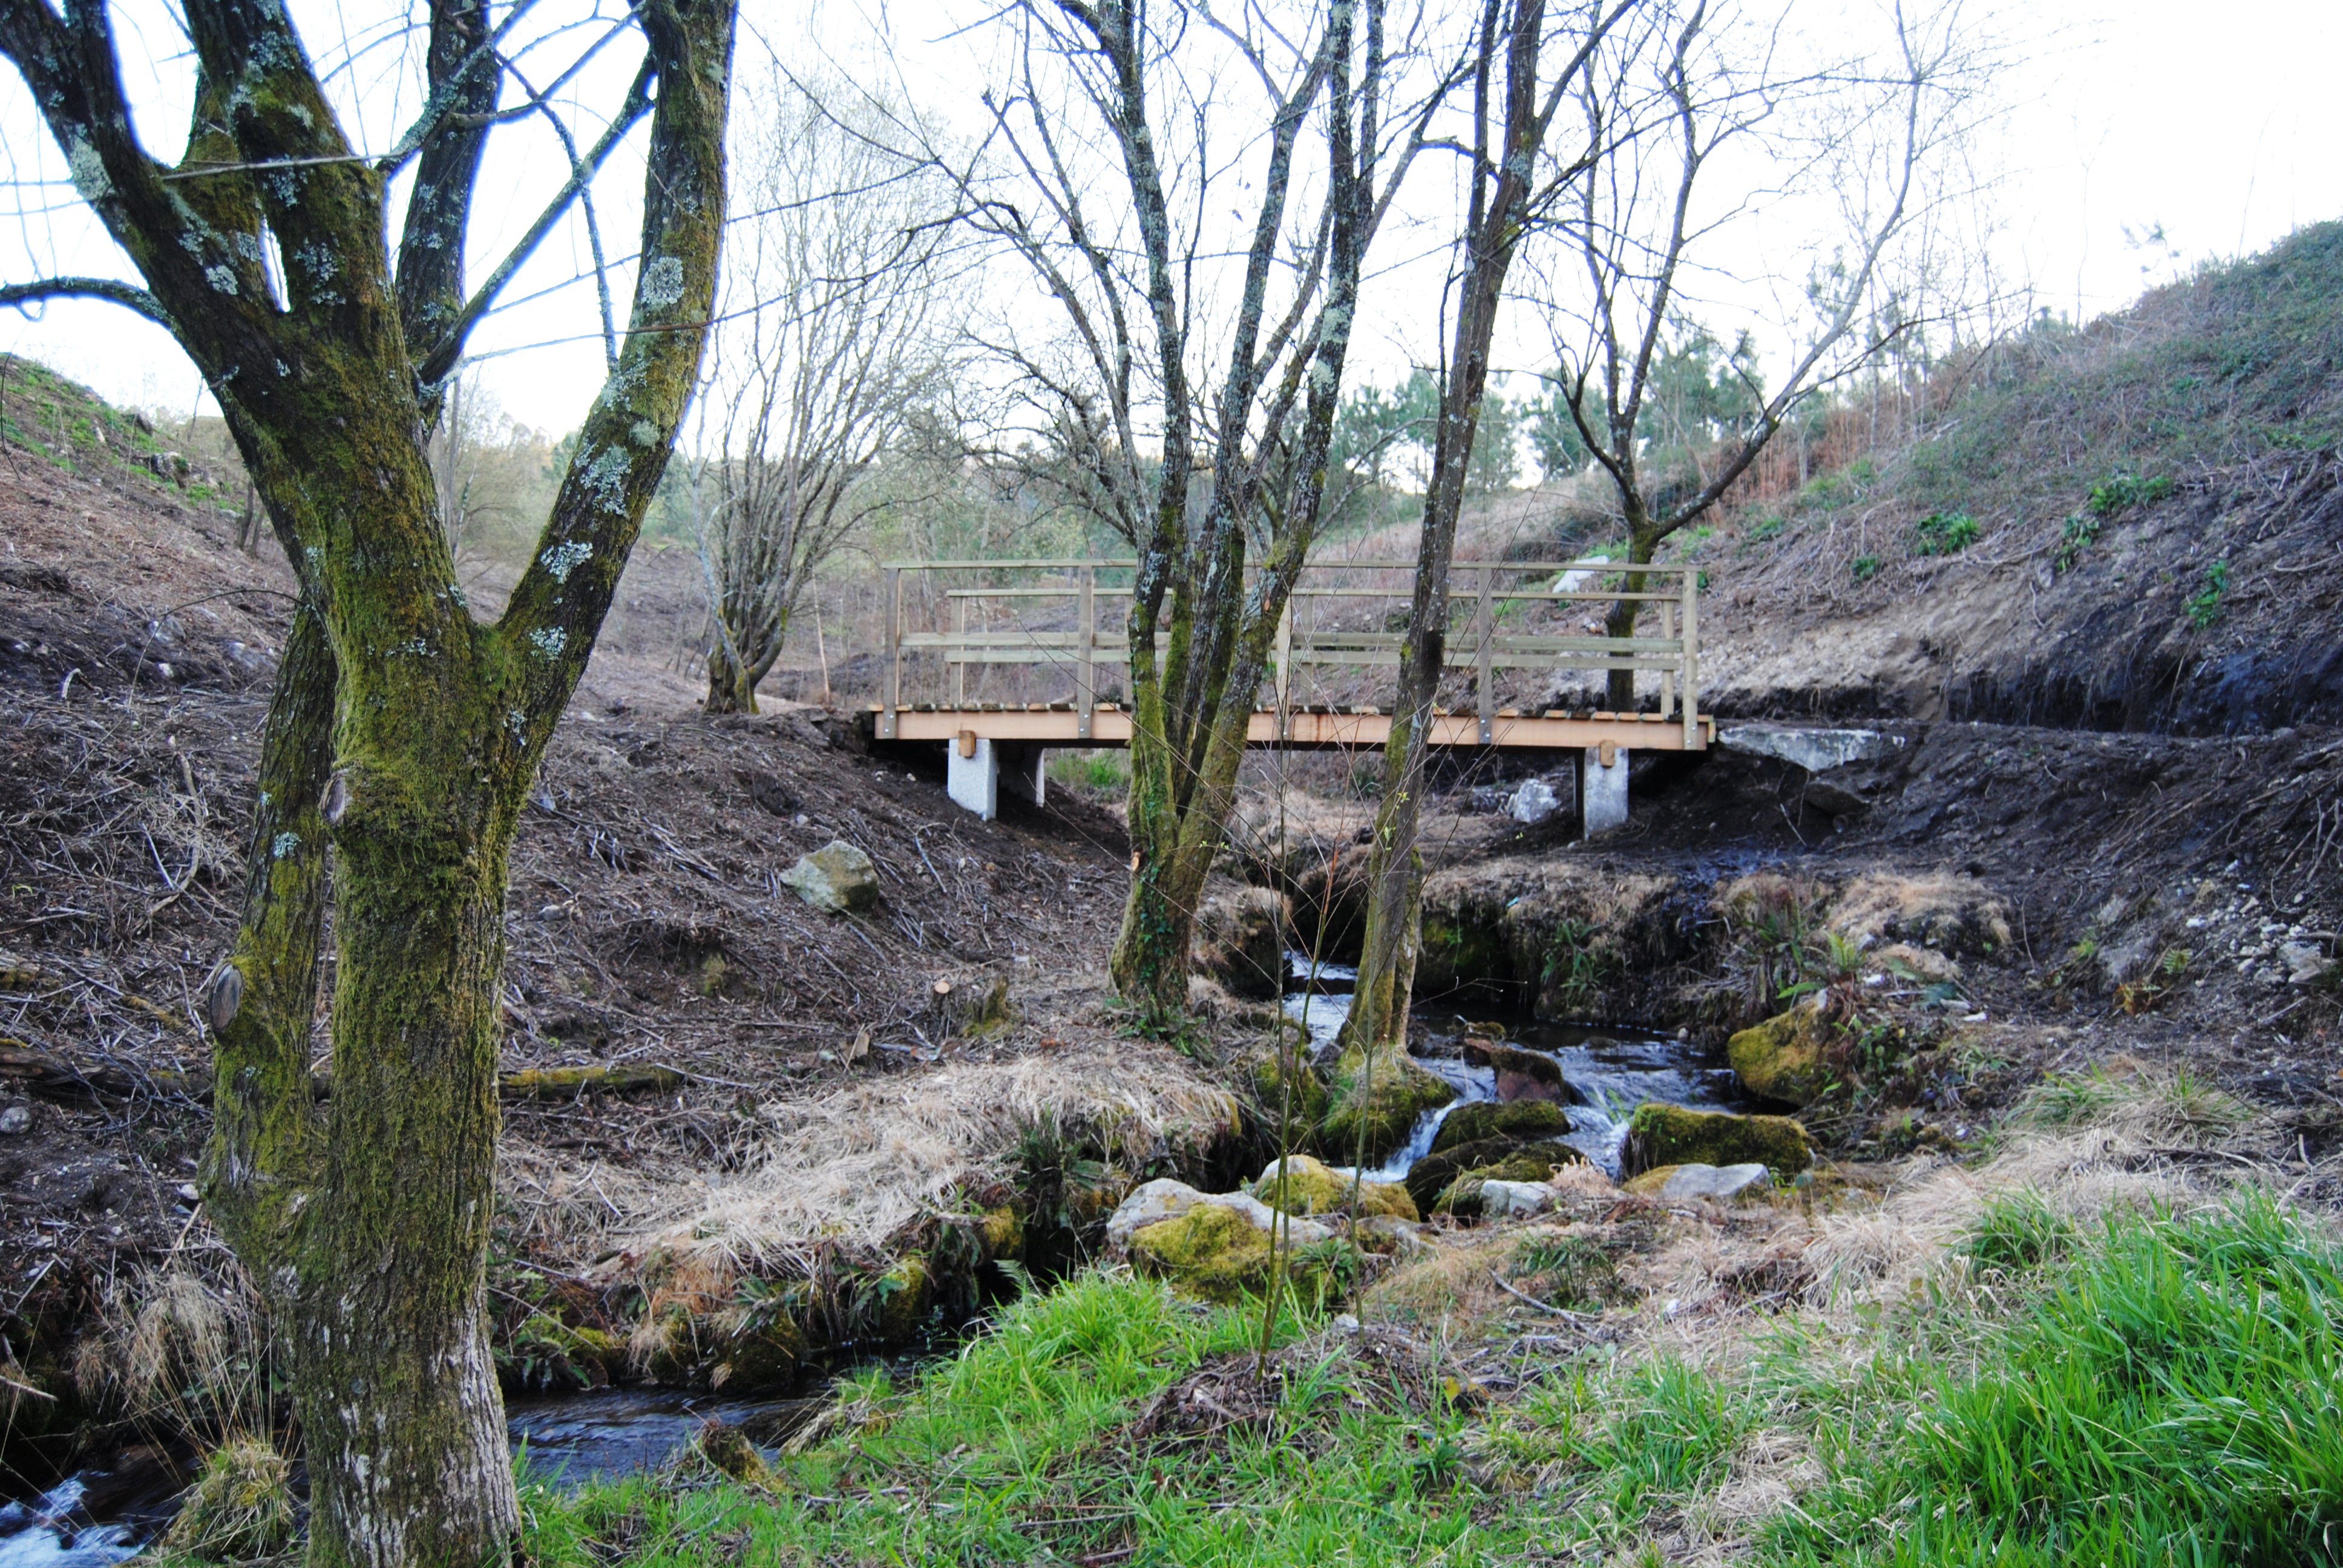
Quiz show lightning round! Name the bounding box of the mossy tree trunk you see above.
[0,0,736,1562]
[1346,0,1622,1061]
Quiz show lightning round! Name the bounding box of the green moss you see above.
[1431,1100,1570,1154]
[1434,1154,1575,1218]
[979,1205,1023,1259]
[712,1313,806,1396]
[690,1420,772,1486]
[506,1314,624,1391]
[1248,1042,1329,1131]
[872,1256,932,1341]
[1726,1007,1833,1105]
[1406,1139,1582,1216]
[1255,1153,1418,1222]
[1318,1047,1454,1167]
[1623,1104,1811,1179]
[1127,1204,1274,1304]
[154,1438,296,1563]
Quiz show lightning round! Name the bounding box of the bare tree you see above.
[0,0,735,1558]
[695,70,958,713]
[1548,0,1989,708]
[1342,0,1636,1065]
[965,0,1454,1050]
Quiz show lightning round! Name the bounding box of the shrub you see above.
[2088,471,2175,517]
[2184,559,2230,630]
[2051,512,2100,573]
[1850,555,1883,583]
[1912,511,1979,556]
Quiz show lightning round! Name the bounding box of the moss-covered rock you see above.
[1405,1138,1582,1216]
[502,1313,628,1392]
[1194,885,1290,999]
[1434,1153,1577,1218]
[979,1205,1023,1259]
[1247,1039,1330,1131]
[1727,1005,1834,1105]
[1253,1153,1418,1222]
[1622,1162,1774,1201]
[1127,1203,1276,1304]
[1622,1104,1812,1179]
[692,1419,773,1485]
[1319,1046,1454,1166]
[156,1438,295,1563]
[872,1255,932,1341]
[1430,1100,1570,1154]
[711,1310,807,1395]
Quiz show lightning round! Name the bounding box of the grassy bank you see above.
[519,1166,2343,1566]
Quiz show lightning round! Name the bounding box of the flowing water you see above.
[0,1388,827,1563]
[1282,952,1751,1180]
[8,960,1745,1558]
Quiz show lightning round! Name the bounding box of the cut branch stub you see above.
[205,964,245,1033]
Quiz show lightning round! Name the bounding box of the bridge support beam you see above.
[1580,743,1629,838]
[946,733,1046,822]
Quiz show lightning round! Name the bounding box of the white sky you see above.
[1,0,2337,435]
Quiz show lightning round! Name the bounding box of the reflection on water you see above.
[510,1386,824,1491]
[1,1385,831,1564]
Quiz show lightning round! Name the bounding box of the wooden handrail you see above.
[887,554,1706,736]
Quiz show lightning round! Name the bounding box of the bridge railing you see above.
[880,555,1700,748]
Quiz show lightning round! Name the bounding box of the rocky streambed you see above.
[1095,956,1819,1304]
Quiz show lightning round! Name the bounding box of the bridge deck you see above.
[870,702,1712,751]
[870,555,1711,757]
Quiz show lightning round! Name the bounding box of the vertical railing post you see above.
[883,566,902,737]
[1078,564,1096,740]
[951,589,966,710]
[1659,598,1676,722]
[1273,592,1294,743]
[1681,566,1700,748]
[1475,564,1495,746]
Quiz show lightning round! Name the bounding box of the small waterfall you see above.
[1280,954,1750,1186]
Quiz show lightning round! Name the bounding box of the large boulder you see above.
[1126,1204,1338,1305]
[1476,1178,1557,1218]
[1431,1099,1570,1154]
[1622,1105,1811,1180]
[781,840,879,913]
[1433,1153,1575,1218]
[1106,1178,1333,1254]
[1253,1153,1418,1223]
[1727,1005,1833,1106]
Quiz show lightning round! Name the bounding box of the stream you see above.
[1281,952,1751,1180]
[7,964,1742,1561]
[0,1388,832,1565]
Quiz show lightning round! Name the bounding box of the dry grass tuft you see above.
[1826,871,2011,952]
[72,1253,276,1439]
[634,1040,1239,1266]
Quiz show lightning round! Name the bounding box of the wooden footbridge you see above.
[863,557,1712,831]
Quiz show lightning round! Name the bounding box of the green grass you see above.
[1046,750,1129,793]
[1768,1194,2343,1566]
[529,1195,2343,1567]
[521,1273,1498,1567]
